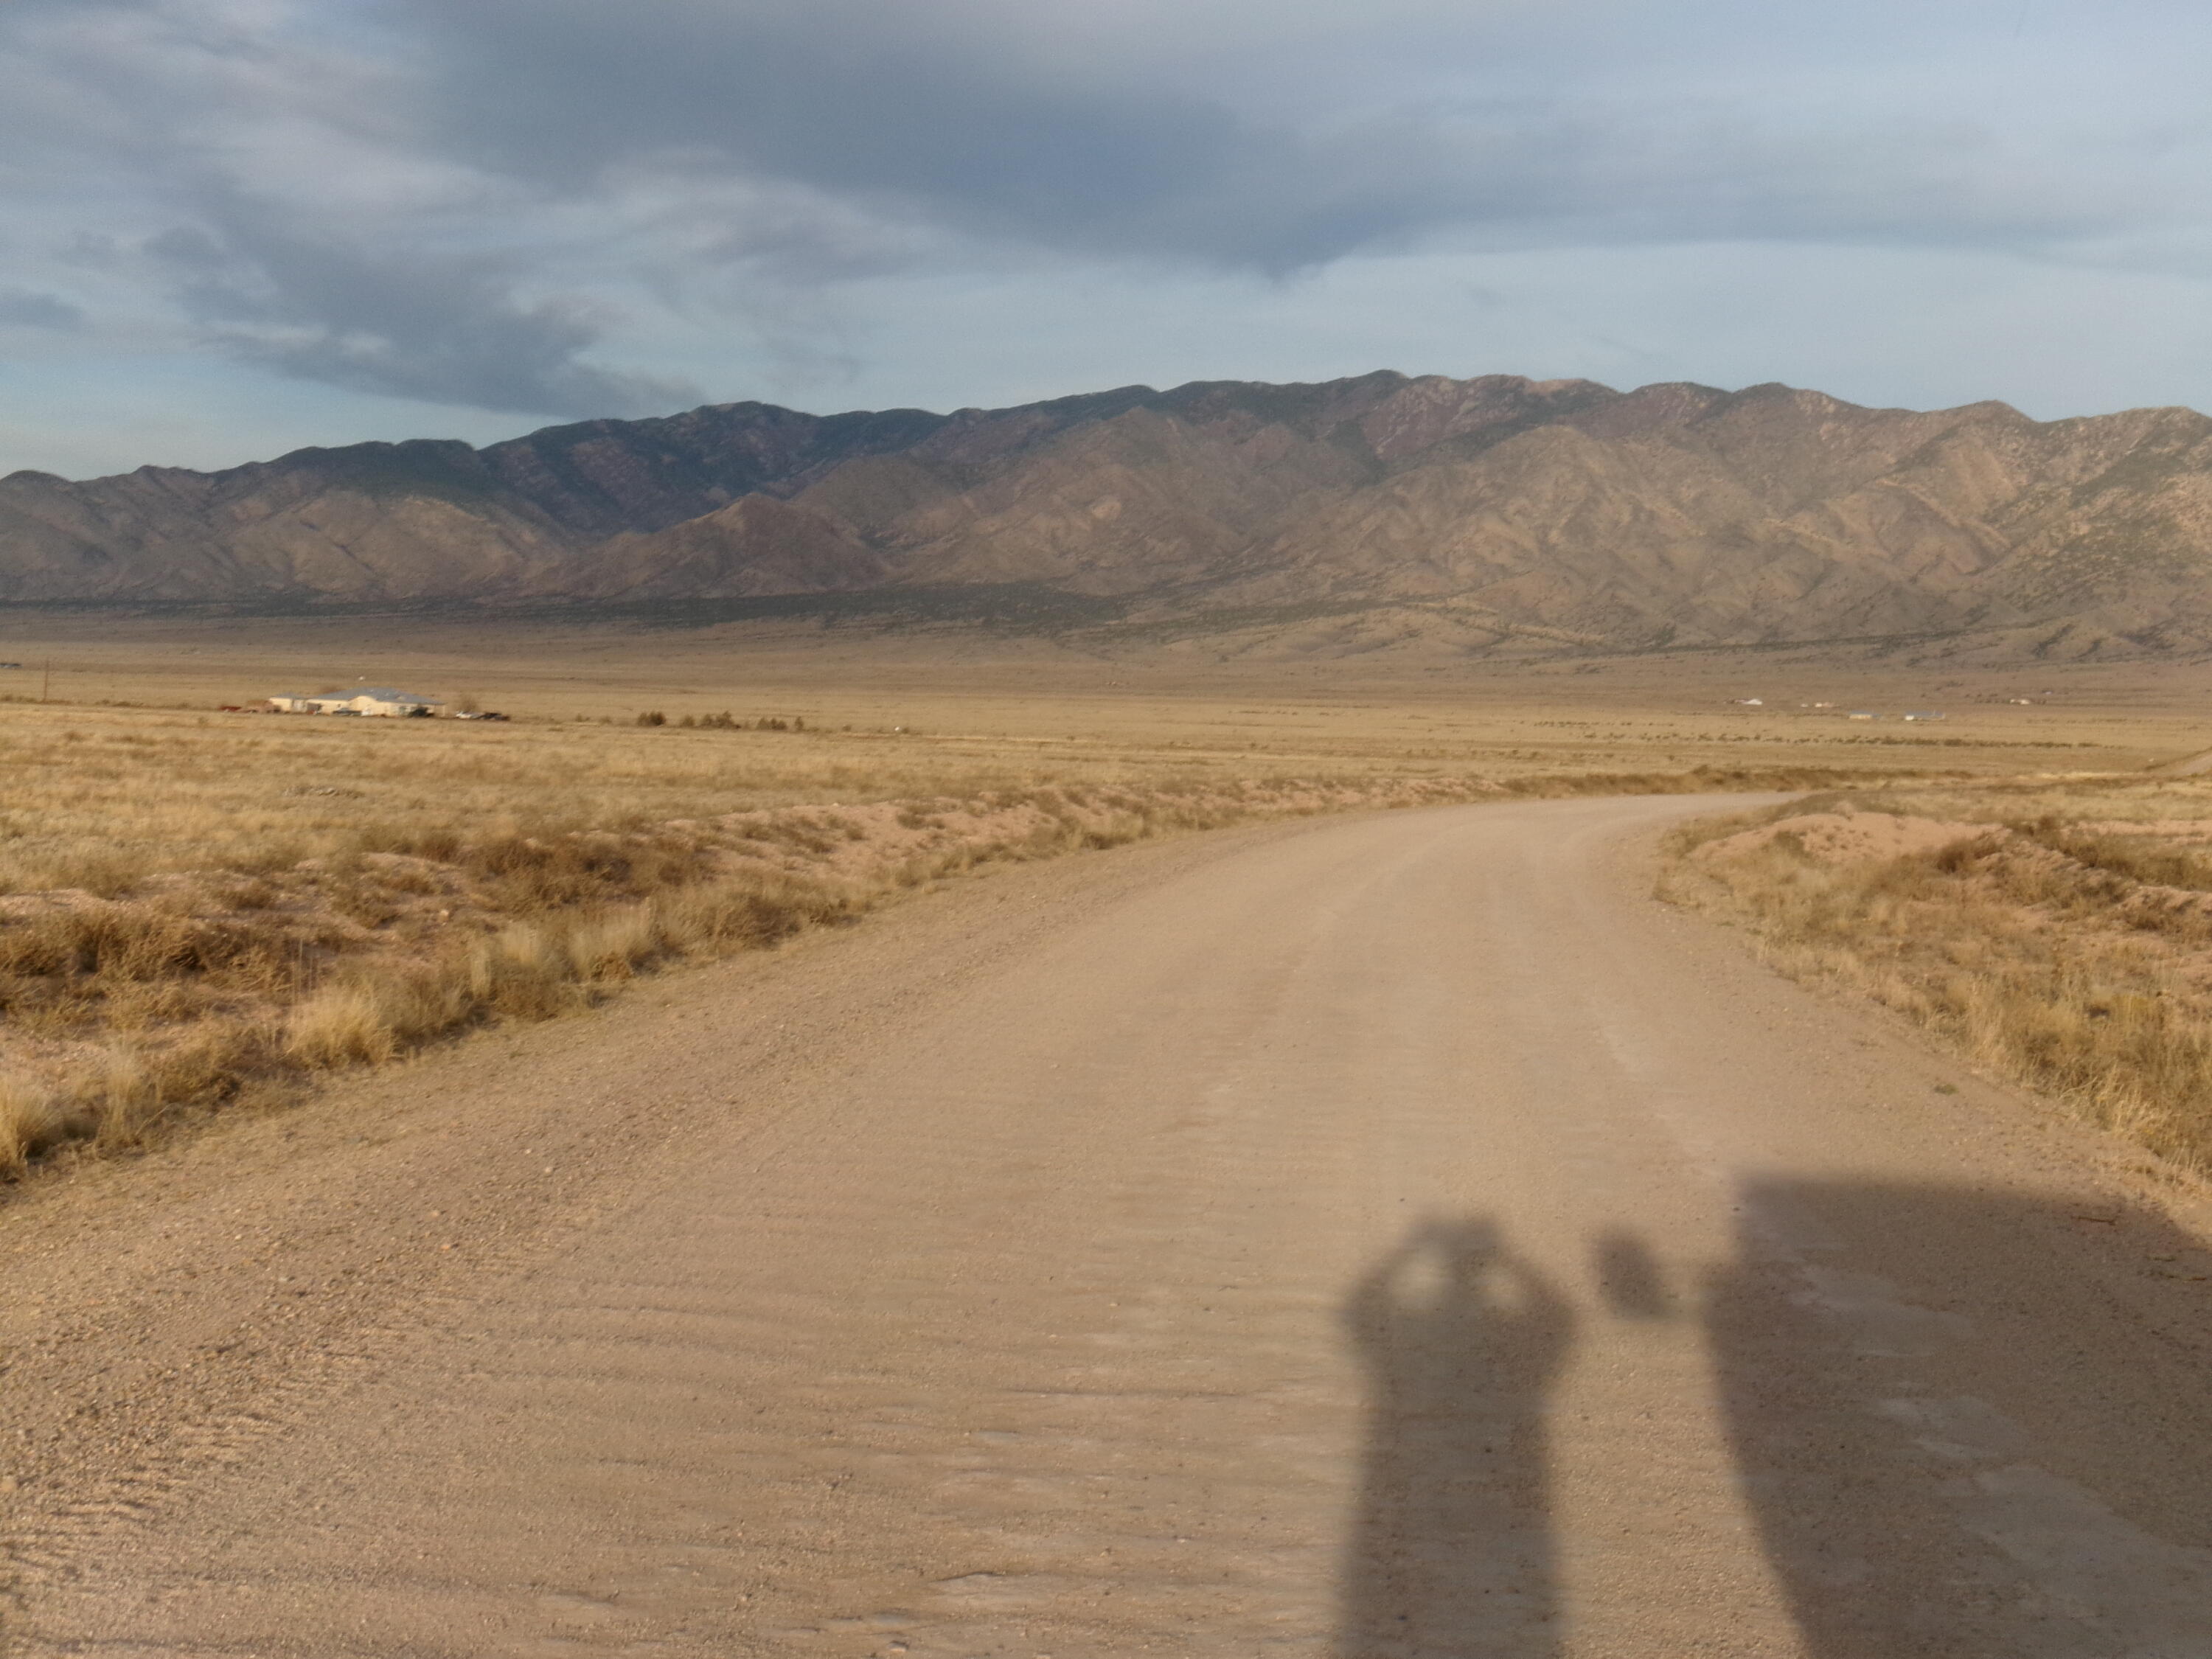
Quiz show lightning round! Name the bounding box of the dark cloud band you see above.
[0,0,2200,422]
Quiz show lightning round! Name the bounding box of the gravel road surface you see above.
[4,795,2211,1658]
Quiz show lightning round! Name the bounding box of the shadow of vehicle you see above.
[1708,1178,2212,1656]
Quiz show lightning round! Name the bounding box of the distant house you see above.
[1847,711,1877,720]
[1902,711,1947,722]
[345,687,443,717]
[268,687,444,717]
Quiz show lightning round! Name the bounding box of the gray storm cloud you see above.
[143,209,698,418]
[392,0,2134,268]
[0,290,83,331]
[0,0,2205,424]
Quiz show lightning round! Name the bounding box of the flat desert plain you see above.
[3,614,2211,1658]
[3,608,2198,767]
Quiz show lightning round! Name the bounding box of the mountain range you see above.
[8,370,2212,659]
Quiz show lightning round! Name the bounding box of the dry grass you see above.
[0,709,1150,898]
[0,709,1969,900]
[1666,779,2212,1179]
[0,721,1940,1181]
[0,749,1473,1176]
[0,1071,70,1177]
[9,609,2140,1183]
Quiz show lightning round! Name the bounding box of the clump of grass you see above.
[285,982,411,1068]
[0,1072,72,1177]
[90,1046,161,1153]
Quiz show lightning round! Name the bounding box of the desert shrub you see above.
[213,874,283,910]
[457,831,708,909]
[285,981,403,1068]
[563,905,664,981]
[0,906,201,980]
[2011,818,2212,891]
[145,1023,273,1105]
[661,874,856,949]
[352,824,465,864]
[88,1046,161,1152]
[285,959,480,1066]
[0,1072,73,1176]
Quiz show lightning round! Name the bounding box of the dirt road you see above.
[6,796,2212,1657]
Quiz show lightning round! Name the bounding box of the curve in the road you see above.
[8,794,2212,1658]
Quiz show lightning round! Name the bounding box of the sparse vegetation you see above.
[1,619,2146,1186]
[0,678,1948,1181]
[1665,777,2212,1178]
[0,700,1509,1176]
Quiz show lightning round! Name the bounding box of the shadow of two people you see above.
[1336,1195,2212,1658]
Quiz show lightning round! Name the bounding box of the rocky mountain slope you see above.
[8,371,2212,658]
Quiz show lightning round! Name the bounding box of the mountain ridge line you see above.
[7,369,2212,663]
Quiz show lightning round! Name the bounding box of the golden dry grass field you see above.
[3,608,2208,1183]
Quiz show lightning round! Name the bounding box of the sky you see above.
[1,0,2207,479]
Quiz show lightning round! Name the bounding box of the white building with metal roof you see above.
[268,688,444,717]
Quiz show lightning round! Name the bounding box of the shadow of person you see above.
[1592,1227,1672,1321]
[1339,1217,1574,1658]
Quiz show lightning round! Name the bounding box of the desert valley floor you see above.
[1,616,2209,1655]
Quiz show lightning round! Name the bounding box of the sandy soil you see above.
[4,796,2211,1656]
[1693,810,1997,865]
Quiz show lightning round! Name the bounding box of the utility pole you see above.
[41,659,50,703]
